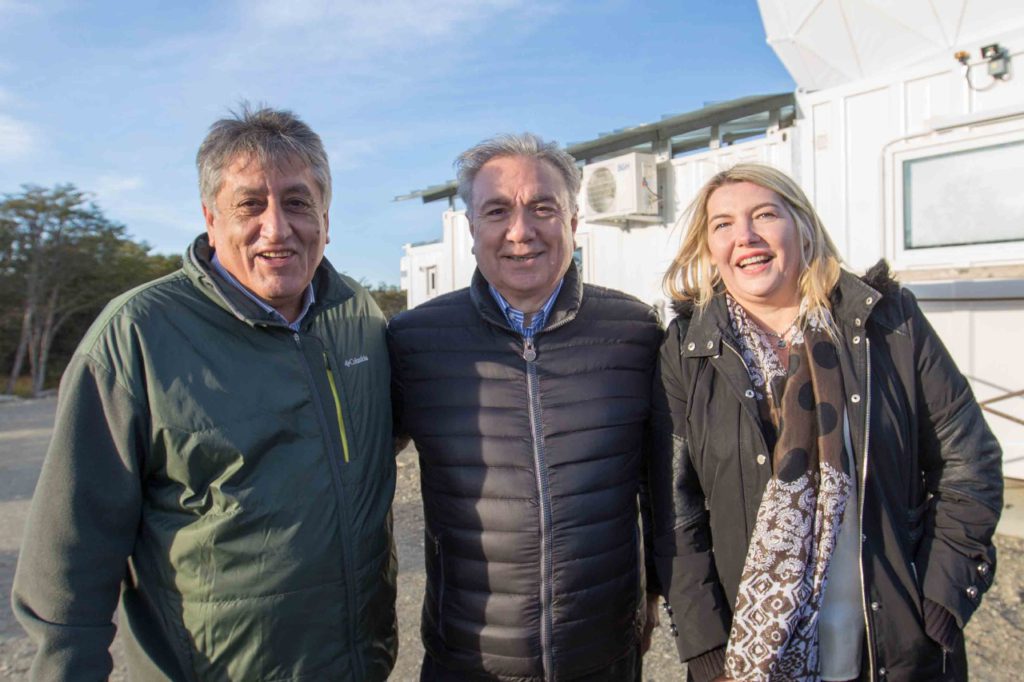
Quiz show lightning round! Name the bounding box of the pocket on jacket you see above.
[425,527,448,644]
[908,497,929,605]
[907,496,929,547]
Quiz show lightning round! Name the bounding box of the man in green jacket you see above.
[12,105,397,681]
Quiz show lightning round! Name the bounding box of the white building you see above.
[398,0,1024,478]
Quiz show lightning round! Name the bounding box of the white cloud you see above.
[0,0,43,28]
[94,173,144,196]
[228,0,556,66]
[327,136,383,173]
[250,0,519,39]
[103,198,204,252]
[86,174,199,248]
[0,1,36,14]
[0,113,35,159]
[114,201,199,233]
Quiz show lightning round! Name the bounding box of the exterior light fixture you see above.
[955,43,1012,90]
[980,43,1010,80]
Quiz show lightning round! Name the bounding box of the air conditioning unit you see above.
[580,152,660,223]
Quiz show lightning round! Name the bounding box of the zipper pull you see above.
[522,337,537,362]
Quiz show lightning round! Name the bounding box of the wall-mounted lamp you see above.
[980,43,1010,80]
[955,43,1012,91]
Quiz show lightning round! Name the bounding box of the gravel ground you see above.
[1,397,1021,680]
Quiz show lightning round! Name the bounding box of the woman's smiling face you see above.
[706,181,803,315]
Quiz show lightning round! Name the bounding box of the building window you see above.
[425,266,438,297]
[903,138,1024,250]
[889,121,1024,270]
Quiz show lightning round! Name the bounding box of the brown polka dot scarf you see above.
[724,328,854,681]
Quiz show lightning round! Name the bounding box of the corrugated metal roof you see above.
[394,92,796,205]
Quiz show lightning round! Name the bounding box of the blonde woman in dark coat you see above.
[649,163,1002,682]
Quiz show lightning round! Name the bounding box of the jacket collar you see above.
[832,262,909,334]
[470,260,584,334]
[678,266,891,356]
[679,294,731,359]
[184,233,353,329]
[831,269,883,330]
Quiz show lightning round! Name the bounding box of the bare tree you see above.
[0,184,175,396]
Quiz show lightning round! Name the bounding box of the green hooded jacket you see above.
[12,235,397,681]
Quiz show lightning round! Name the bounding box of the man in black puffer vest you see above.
[389,133,663,681]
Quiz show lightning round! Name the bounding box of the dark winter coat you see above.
[388,262,662,680]
[649,264,1003,682]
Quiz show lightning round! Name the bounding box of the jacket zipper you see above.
[858,337,876,682]
[479,309,572,680]
[293,333,364,676]
[323,352,351,463]
[523,335,554,680]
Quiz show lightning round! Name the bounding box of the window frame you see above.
[887,118,1024,270]
[425,265,438,297]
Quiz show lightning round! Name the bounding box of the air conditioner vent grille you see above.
[579,152,660,223]
[586,167,617,213]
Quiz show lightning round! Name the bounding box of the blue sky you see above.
[0,0,793,286]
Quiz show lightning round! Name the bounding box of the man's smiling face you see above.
[468,155,577,312]
[203,153,329,322]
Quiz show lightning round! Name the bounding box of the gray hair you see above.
[196,103,332,208]
[455,133,581,216]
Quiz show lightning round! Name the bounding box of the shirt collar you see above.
[211,252,316,331]
[488,279,564,338]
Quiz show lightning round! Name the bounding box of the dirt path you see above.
[1,398,1021,680]
[0,398,75,680]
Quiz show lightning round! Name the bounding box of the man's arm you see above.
[904,289,1003,642]
[12,354,144,680]
[648,320,731,682]
[639,401,661,654]
[385,323,411,454]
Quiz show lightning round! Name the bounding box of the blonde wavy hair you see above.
[663,163,842,329]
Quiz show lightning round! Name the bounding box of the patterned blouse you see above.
[725,293,806,401]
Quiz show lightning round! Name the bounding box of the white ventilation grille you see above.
[586,167,617,214]
[580,152,660,223]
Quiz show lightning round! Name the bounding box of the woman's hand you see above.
[641,594,661,654]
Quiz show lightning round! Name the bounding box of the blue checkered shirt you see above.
[488,280,564,338]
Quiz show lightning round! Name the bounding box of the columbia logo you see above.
[344,355,369,368]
